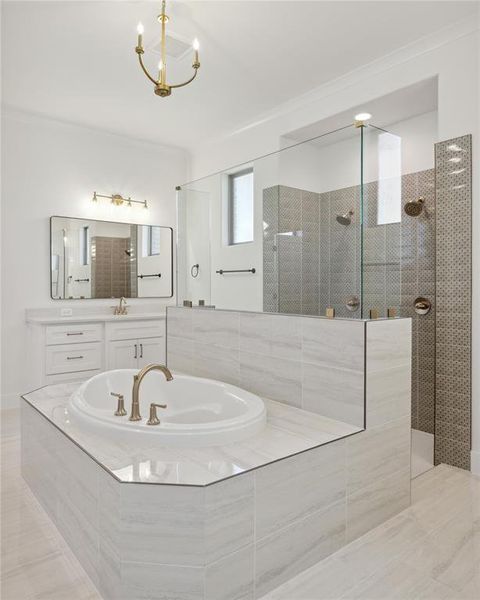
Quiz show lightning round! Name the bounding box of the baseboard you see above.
[1,393,20,410]
[471,450,480,476]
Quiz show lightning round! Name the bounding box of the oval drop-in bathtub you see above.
[68,369,267,447]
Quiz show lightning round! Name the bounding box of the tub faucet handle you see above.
[111,392,127,416]
[147,403,167,426]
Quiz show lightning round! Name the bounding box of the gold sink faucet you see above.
[130,364,173,422]
[112,297,129,315]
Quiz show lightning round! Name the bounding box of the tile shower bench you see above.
[22,313,411,600]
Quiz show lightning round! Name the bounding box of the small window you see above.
[377,132,402,225]
[142,226,161,257]
[80,226,90,265]
[228,168,254,245]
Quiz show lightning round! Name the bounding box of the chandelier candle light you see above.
[135,0,200,97]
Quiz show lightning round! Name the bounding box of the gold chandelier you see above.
[135,0,200,97]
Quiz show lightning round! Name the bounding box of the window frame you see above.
[80,226,90,266]
[144,225,161,257]
[228,167,254,246]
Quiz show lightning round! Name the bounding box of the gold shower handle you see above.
[414,297,432,315]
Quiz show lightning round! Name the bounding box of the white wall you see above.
[188,26,480,471]
[276,110,437,194]
[1,109,188,407]
[136,226,173,298]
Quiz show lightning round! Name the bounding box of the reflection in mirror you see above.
[50,217,173,299]
[177,123,402,319]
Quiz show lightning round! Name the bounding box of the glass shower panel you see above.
[361,125,402,318]
[256,125,364,317]
[177,122,382,319]
[176,178,213,306]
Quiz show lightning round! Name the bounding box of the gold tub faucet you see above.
[130,364,173,422]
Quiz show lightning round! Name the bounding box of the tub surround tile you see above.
[366,364,411,428]
[255,439,346,539]
[120,562,204,600]
[366,318,412,372]
[205,545,255,600]
[204,473,255,563]
[264,398,357,443]
[301,318,364,371]
[21,387,361,487]
[116,483,205,566]
[21,311,412,600]
[302,362,364,427]
[346,416,411,495]
[168,307,367,425]
[255,499,346,597]
[346,467,411,542]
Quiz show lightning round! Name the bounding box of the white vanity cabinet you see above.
[105,320,165,369]
[26,313,166,390]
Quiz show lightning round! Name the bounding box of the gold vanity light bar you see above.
[92,192,148,209]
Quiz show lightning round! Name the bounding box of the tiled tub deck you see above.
[22,314,411,600]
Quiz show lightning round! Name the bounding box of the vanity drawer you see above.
[45,342,102,375]
[46,323,103,346]
[106,320,165,341]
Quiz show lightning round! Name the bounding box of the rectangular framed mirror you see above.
[50,216,173,299]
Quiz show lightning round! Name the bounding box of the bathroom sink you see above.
[68,369,266,447]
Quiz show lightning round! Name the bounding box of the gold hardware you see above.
[387,307,397,318]
[326,307,335,318]
[111,392,127,416]
[112,297,129,315]
[147,403,167,426]
[369,309,380,319]
[92,192,148,209]
[414,297,432,315]
[130,364,173,422]
[135,1,200,98]
[346,296,360,312]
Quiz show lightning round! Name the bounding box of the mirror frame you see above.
[50,215,174,300]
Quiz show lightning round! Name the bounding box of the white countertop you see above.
[26,312,166,324]
[22,382,362,487]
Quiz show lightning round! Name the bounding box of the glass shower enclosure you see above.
[177,121,402,320]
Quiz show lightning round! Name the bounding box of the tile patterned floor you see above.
[1,407,479,600]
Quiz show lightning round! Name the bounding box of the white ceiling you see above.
[2,1,477,150]
[284,77,439,146]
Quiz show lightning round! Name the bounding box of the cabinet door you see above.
[107,340,138,370]
[137,337,165,368]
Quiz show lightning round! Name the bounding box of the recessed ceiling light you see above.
[354,112,372,121]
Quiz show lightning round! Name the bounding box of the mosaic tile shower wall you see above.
[91,236,132,298]
[262,171,436,440]
[434,135,472,470]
